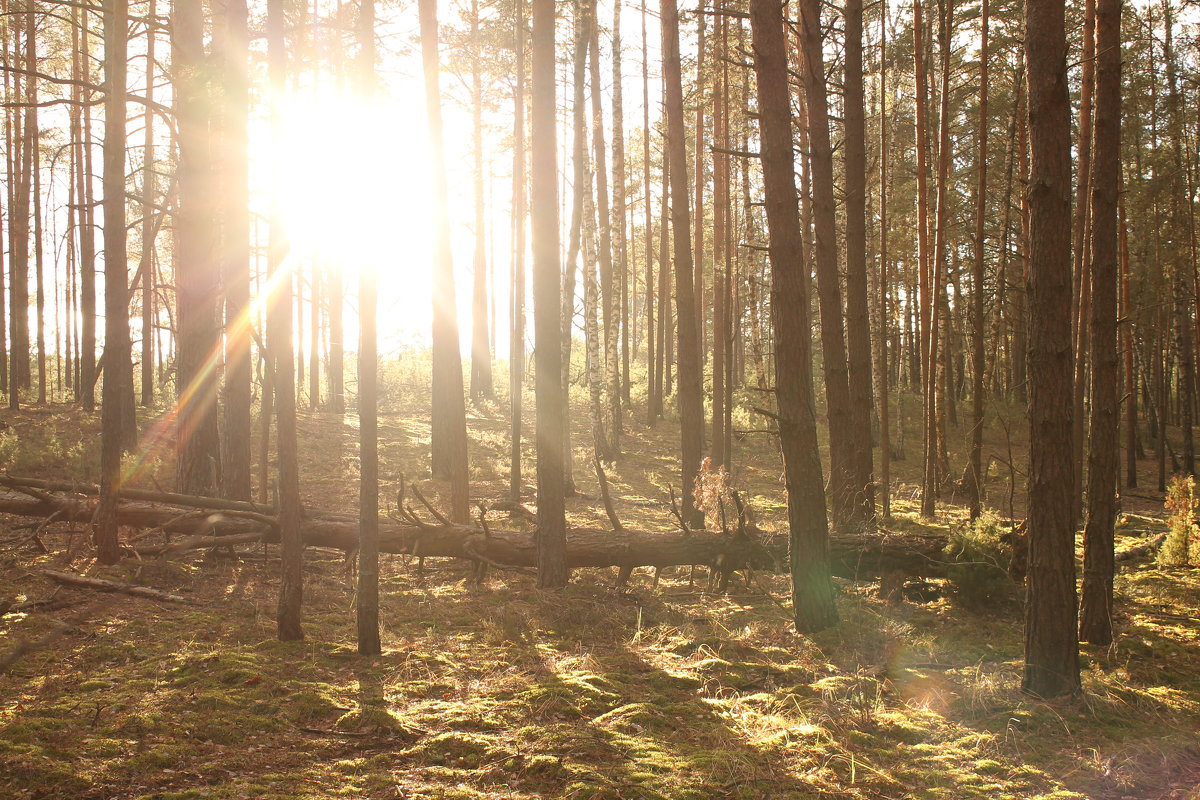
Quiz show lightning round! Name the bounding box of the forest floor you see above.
[1,383,1199,799]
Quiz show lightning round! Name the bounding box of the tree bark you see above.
[174,0,222,497]
[1079,0,1120,647]
[796,0,861,531]
[1022,0,1080,698]
[843,0,875,522]
[532,0,569,587]
[967,0,990,520]
[509,0,527,503]
[750,0,837,633]
[420,0,470,523]
[95,0,130,567]
[268,0,304,642]
[218,0,253,501]
[660,0,704,528]
[469,0,493,402]
[356,0,381,656]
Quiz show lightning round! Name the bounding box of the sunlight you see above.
[265,84,439,348]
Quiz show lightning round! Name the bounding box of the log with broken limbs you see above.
[0,475,956,581]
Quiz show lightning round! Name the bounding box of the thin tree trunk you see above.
[660,0,704,527]
[95,0,130,566]
[967,0,990,519]
[219,0,253,501]
[797,0,860,530]
[877,0,891,519]
[642,0,655,425]
[509,0,527,503]
[420,0,470,522]
[843,0,874,521]
[268,0,304,642]
[356,0,381,656]
[140,0,158,407]
[1022,0,1080,698]
[469,0,493,401]
[1079,0,1120,646]
[1121,198,1136,488]
[1071,0,1097,516]
[613,0,630,405]
[589,12,619,455]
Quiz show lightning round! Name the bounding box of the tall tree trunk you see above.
[532,0,569,587]
[1079,0,1120,646]
[967,0,990,519]
[509,0,527,503]
[877,0,891,519]
[420,0,470,523]
[589,13,620,455]
[469,0,493,401]
[268,0,304,642]
[77,9,97,411]
[613,0,630,405]
[923,0,953,518]
[660,0,704,527]
[797,0,860,530]
[561,0,592,496]
[218,0,253,501]
[843,0,874,521]
[140,0,158,408]
[641,0,655,426]
[710,0,728,469]
[750,0,837,633]
[1022,0,1080,698]
[1071,0,1097,517]
[95,0,130,566]
[356,0,381,656]
[913,0,931,428]
[1121,198,1136,488]
[174,0,222,496]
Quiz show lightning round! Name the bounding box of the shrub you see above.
[1160,474,1200,567]
[943,509,1018,608]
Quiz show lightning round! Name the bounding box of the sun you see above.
[260,84,439,349]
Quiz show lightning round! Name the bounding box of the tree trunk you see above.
[613,1,630,406]
[967,0,990,520]
[877,0,891,519]
[796,0,861,531]
[174,0,222,496]
[532,0,569,587]
[420,0,470,523]
[660,0,703,527]
[140,0,158,408]
[469,0,493,401]
[1022,0,1080,698]
[843,0,875,522]
[1079,0,1120,647]
[219,0,253,502]
[356,0,381,656]
[589,14,621,455]
[509,0,527,504]
[268,0,304,642]
[641,0,655,427]
[95,0,130,566]
[750,0,837,633]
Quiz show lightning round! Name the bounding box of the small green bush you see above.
[944,509,1017,608]
[1160,474,1200,567]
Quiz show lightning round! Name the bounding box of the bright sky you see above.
[253,0,668,361]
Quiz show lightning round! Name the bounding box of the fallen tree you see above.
[0,482,956,583]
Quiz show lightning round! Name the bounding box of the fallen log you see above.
[0,490,954,580]
[41,569,194,603]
